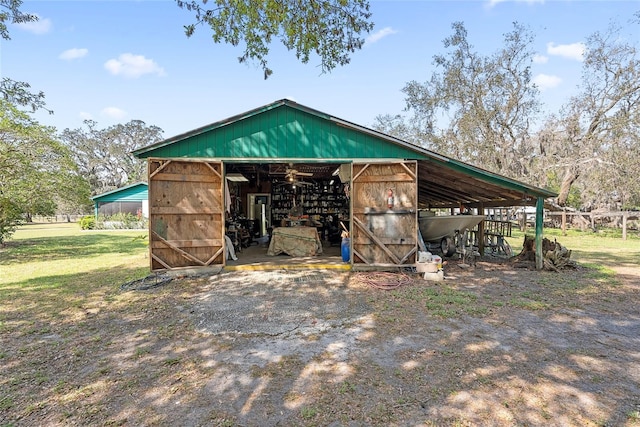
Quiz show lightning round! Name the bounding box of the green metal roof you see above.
[132,99,556,205]
[133,99,427,161]
[91,182,148,202]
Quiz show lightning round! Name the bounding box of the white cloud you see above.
[532,54,548,64]
[533,73,562,91]
[15,15,52,35]
[486,0,544,9]
[79,112,93,121]
[546,42,585,61]
[101,107,127,120]
[366,27,398,45]
[59,48,88,60]
[104,53,166,78]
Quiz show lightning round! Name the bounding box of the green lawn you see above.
[0,223,149,316]
[1,222,637,312]
[504,226,640,267]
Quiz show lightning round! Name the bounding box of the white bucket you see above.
[418,251,432,262]
[423,270,444,281]
[416,261,439,273]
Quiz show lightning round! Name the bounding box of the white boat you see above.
[418,214,485,242]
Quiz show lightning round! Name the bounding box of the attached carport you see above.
[133,99,555,272]
[416,153,556,269]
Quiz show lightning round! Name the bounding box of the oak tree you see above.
[60,120,164,196]
[543,18,640,208]
[396,22,541,181]
[176,0,374,79]
[0,101,87,242]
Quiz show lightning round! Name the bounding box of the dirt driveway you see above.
[2,260,640,426]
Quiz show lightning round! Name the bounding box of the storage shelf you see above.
[271,179,349,222]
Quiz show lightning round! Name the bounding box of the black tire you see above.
[441,236,456,257]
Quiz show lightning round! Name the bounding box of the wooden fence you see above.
[30,215,85,223]
[546,211,639,240]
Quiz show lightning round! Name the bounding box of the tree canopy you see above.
[0,0,51,113]
[176,0,374,79]
[544,19,640,208]
[393,22,540,180]
[60,120,164,196]
[375,17,640,211]
[0,101,88,242]
[0,0,36,40]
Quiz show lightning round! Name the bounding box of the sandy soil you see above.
[2,258,640,426]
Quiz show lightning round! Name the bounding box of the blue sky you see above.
[3,0,639,139]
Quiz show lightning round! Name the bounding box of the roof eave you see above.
[91,181,148,200]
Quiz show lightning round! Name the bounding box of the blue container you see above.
[341,237,350,262]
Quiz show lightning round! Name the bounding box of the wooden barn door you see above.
[351,161,418,268]
[148,159,225,271]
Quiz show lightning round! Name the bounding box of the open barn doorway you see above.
[222,161,352,269]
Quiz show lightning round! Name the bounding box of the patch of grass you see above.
[392,285,482,318]
[163,357,181,366]
[52,380,68,394]
[370,402,395,423]
[133,347,151,358]
[0,395,13,411]
[300,406,318,420]
[582,263,621,286]
[337,380,355,394]
[506,226,640,265]
[0,223,149,333]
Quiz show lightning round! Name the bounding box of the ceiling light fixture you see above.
[226,173,249,182]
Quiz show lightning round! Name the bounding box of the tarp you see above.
[267,226,323,257]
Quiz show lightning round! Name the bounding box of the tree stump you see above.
[512,235,577,270]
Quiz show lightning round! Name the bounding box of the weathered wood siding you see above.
[148,159,224,271]
[351,161,418,267]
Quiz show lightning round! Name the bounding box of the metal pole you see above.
[535,197,544,270]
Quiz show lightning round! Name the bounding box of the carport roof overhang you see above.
[416,156,556,209]
[133,99,556,209]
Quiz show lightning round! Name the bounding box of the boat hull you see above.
[419,215,485,242]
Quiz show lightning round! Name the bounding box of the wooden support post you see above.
[623,212,628,241]
[477,204,485,256]
[561,208,567,236]
[535,197,544,270]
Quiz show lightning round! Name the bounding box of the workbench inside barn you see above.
[267,226,323,257]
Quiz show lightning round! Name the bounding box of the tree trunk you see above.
[513,235,576,270]
[557,167,579,206]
